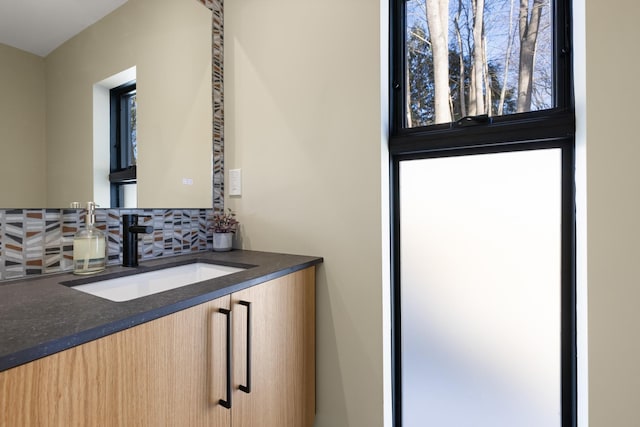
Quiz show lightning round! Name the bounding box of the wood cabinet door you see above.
[0,295,232,427]
[231,267,316,427]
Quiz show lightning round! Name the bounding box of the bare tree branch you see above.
[426,0,452,123]
[498,0,516,115]
[517,0,545,112]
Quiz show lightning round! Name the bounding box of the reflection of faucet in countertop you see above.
[122,214,153,267]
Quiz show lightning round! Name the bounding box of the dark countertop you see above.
[0,250,322,372]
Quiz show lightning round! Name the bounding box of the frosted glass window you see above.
[399,149,561,427]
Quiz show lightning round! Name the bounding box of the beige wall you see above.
[0,44,47,207]
[44,0,212,208]
[224,1,386,426]
[579,0,640,425]
[227,0,640,426]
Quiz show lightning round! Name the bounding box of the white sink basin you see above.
[71,263,246,302]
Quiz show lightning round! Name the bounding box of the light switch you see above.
[229,169,242,196]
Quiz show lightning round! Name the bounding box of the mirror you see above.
[0,0,214,208]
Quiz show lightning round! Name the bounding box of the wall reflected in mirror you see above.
[0,0,213,208]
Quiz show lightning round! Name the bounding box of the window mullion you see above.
[390,109,574,155]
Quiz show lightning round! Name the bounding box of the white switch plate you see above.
[229,169,242,196]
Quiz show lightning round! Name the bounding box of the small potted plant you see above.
[210,208,239,251]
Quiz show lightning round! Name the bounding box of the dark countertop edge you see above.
[0,254,322,373]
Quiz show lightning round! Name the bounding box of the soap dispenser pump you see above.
[73,202,107,275]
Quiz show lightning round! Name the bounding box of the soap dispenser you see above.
[73,202,107,275]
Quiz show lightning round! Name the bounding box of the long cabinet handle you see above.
[219,308,232,409]
[238,300,252,394]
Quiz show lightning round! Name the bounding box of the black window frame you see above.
[390,0,574,142]
[389,0,577,426]
[109,81,137,208]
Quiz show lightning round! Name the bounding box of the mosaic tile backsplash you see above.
[0,209,215,281]
[211,0,224,212]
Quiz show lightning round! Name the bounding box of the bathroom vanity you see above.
[0,250,321,427]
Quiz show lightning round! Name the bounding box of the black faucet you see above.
[122,214,153,267]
